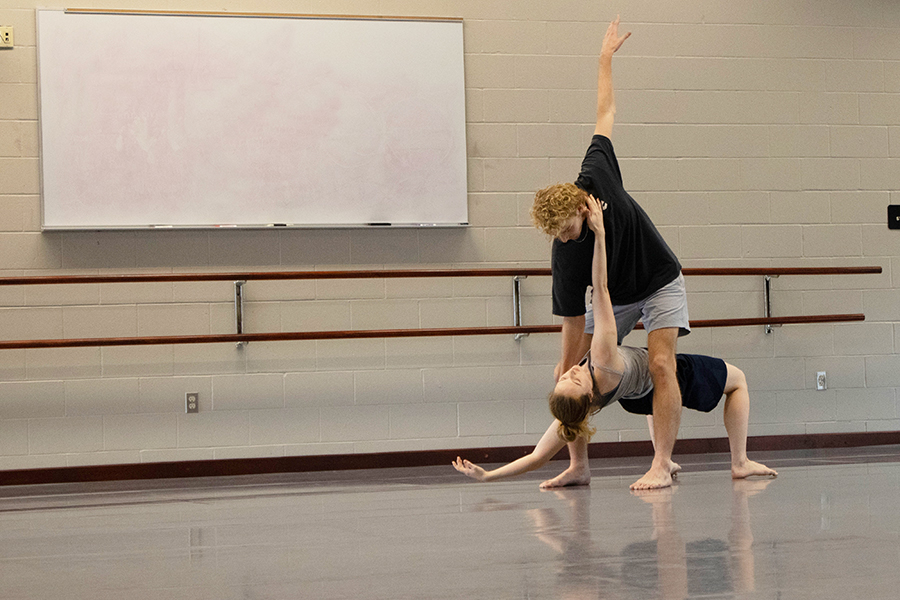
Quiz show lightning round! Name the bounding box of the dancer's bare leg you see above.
[631,328,681,490]
[540,435,591,489]
[647,415,681,477]
[723,364,778,479]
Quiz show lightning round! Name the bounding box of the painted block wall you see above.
[1,0,898,470]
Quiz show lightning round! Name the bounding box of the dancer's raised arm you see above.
[594,16,631,139]
[583,195,623,373]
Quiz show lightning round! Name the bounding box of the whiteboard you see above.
[37,10,468,229]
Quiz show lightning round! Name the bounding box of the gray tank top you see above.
[586,346,654,412]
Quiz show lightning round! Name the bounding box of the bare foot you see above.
[540,464,591,489]
[630,463,673,490]
[732,460,778,479]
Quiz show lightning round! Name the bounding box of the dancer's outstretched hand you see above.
[452,457,487,481]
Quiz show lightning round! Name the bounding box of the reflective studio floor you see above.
[3,446,900,600]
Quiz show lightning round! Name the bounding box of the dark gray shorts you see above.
[585,273,690,344]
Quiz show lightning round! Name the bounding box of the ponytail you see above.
[557,419,597,443]
[549,390,597,442]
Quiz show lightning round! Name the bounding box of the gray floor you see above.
[2,446,900,599]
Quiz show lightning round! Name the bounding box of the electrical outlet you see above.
[186,392,199,413]
[816,371,827,391]
[0,27,13,48]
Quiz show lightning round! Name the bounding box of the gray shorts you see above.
[585,273,690,344]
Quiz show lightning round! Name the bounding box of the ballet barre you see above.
[0,266,882,350]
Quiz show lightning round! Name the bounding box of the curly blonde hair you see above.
[531,182,587,237]
[548,386,599,443]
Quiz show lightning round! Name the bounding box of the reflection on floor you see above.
[2,445,900,599]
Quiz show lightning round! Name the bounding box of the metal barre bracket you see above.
[234,280,246,348]
[513,276,527,341]
[764,275,781,335]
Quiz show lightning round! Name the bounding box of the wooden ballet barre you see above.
[0,326,562,350]
[0,266,882,286]
[0,314,867,350]
[0,268,553,286]
[683,266,882,276]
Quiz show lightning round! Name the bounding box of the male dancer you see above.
[530,17,686,490]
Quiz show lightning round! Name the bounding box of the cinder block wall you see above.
[1,0,898,471]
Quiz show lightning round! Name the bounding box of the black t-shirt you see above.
[551,135,681,316]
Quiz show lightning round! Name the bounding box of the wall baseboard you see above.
[2,430,898,487]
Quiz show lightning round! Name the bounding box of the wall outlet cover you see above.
[0,26,13,48]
